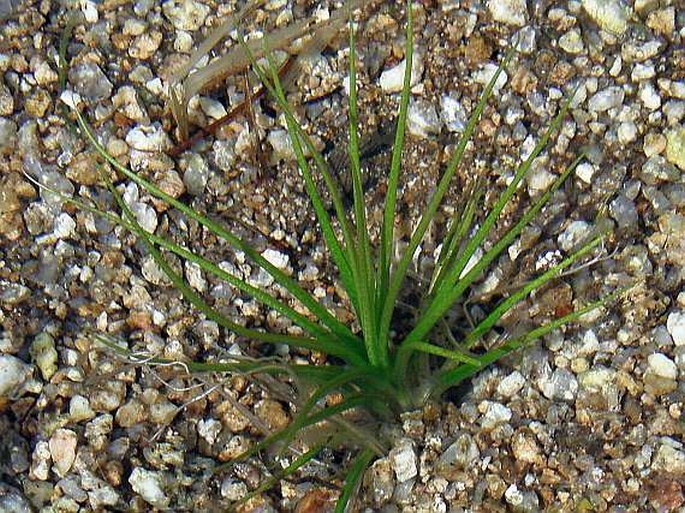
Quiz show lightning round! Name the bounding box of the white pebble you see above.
[582,0,629,35]
[261,248,289,270]
[473,63,508,92]
[129,468,169,508]
[407,98,441,138]
[647,353,677,380]
[487,0,527,26]
[575,162,596,184]
[379,51,423,93]
[666,311,685,346]
[0,355,31,397]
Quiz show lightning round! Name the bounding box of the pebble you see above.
[0,354,31,397]
[647,353,677,380]
[496,370,525,398]
[389,439,417,483]
[69,395,96,422]
[588,86,624,112]
[162,0,210,31]
[479,401,512,430]
[581,0,629,35]
[30,441,51,480]
[437,433,479,476]
[617,121,638,144]
[511,431,543,465]
[643,133,666,157]
[53,212,76,239]
[129,32,163,60]
[29,332,58,380]
[261,248,289,270]
[559,29,584,54]
[407,98,441,138]
[652,441,685,475]
[473,63,508,91]
[115,399,146,428]
[558,220,591,252]
[131,202,158,233]
[639,82,661,111]
[68,63,113,101]
[379,50,423,93]
[128,467,169,508]
[183,154,209,195]
[267,129,296,162]
[487,0,527,26]
[48,429,77,478]
[665,126,685,171]
[609,194,639,229]
[125,124,172,152]
[220,478,248,500]
[197,418,222,445]
[440,94,467,133]
[666,311,685,346]
[640,155,680,185]
[538,368,578,401]
[0,117,17,152]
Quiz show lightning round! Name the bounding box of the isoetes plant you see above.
[43,1,619,510]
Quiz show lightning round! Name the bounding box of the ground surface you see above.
[0,0,684,512]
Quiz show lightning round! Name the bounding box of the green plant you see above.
[45,2,621,510]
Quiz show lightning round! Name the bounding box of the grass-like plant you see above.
[45,2,620,510]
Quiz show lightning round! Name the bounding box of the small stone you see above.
[609,194,639,229]
[129,31,163,60]
[617,121,638,144]
[647,353,678,380]
[558,220,591,252]
[582,0,629,35]
[125,124,172,152]
[116,399,146,428]
[496,371,525,398]
[511,431,543,465]
[640,155,680,184]
[1,283,31,306]
[665,126,685,171]
[575,162,596,184]
[538,368,578,401]
[479,401,512,430]
[379,50,423,93]
[197,418,222,445]
[652,441,685,475]
[29,332,58,380]
[69,395,96,422]
[29,441,51,480]
[667,311,685,346]
[267,129,296,162]
[559,29,584,54]
[261,248,289,270]
[0,83,14,115]
[504,483,540,512]
[588,86,624,112]
[389,439,417,483]
[487,0,527,26]
[220,478,247,500]
[131,202,158,234]
[162,0,210,31]
[25,89,52,118]
[639,82,661,110]
[53,213,76,239]
[473,63,508,91]
[0,118,17,153]
[49,429,78,478]
[643,133,667,157]
[646,7,675,37]
[440,94,467,133]
[68,63,113,101]
[0,354,31,397]
[183,154,209,195]
[407,98,441,138]
[437,433,479,477]
[128,467,169,509]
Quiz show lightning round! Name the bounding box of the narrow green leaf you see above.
[335,447,375,513]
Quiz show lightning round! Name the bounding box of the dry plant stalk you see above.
[168,0,375,144]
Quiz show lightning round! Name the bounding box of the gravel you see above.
[1,0,684,511]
